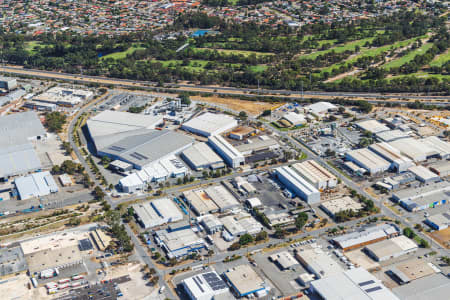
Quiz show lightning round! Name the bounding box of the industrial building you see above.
[235,135,280,156]
[375,130,409,142]
[392,273,450,300]
[320,196,363,219]
[90,229,112,251]
[155,228,206,259]
[269,251,299,270]
[132,198,183,229]
[346,148,390,175]
[368,142,414,172]
[388,259,436,284]
[221,215,246,238]
[425,213,450,231]
[24,100,57,112]
[33,87,93,107]
[294,243,344,279]
[246,197,263,209]
[221,213,262,239]
[392,181,449,212]
[208,135,245,168]
[223,265,268,298]
[364,235,418,262]
[356,120,390,134]
[20,231,89,273]
[182,112,237,137]
[181,143,225,170]
[310,267,400,300]
[266,211,295,227]
[332,223,399,251]
[281,112,306,126]
[407,165,440,183]
[0,111,46,180]
[183,189,219,215]
[0,76,17,91]
[181,271,230,300]
[199,214,223,234]
[229,126,256,140]
[119,155,189,193]
[292,160,337,190]
[233,176,256,194]
[429,160,450,177]
[420,136,450,159]
[58,174,72,187]
[275,166,320,204]
[389,138,436,162]
[14,171,58,200]
[304,102,337,118]
[0,246,27,277]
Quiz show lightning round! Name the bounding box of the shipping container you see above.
[48,288,57,295]
[71,275,84,281]
[58,283,70,290]
[71,282,82,287]
[58,279,70,284]
[45,282,57,289]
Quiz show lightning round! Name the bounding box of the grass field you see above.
[25,41,45,53]
[382,43,433,70]
[320,36,423,75]
[195,47,274,56]
[429,50,449,67]
[249,65,268,72]
[387,72,450,81]
[101,46,145,60]
[300,37,375,60]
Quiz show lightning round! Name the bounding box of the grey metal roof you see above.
[0,111,45,146]
[0,144,42,178]
[392,273,450,300]
[181,142,223,168]
[98,129,194,168]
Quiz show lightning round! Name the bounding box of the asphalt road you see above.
[1,66,449,104]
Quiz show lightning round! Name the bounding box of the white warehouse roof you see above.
[346,148,390,174]
[133,198,183,229]
[305,102,337,115]
[356,120,390,133]
[181,142,224,170]
[182,112,237,137]
[182,271,229,300]
[389,138,436,162]
[310,267,400,300]
[368,142,413,172]
[15,171,58,200]
[276,166,320,204]
[420,136,450,159]
[282,112,306,125]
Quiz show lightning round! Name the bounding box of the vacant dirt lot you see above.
[191,95,282,116]
[429,228,450,249]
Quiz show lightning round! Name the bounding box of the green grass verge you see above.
[429,50,450,67]
[101,46,145,60]
[194,47,274,56]
[300,37,375,60]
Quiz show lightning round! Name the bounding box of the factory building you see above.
[364,236,418,262]
[356,120,390,134]
[332,223,400,251]
[24,100,57,112]
[208,135,245,168]
[182,112,237,137]
[0,76,18,91]
[310,267,400,300]
[203,185,239,212]
[420,136,450,159]
[369,142,414,172]
[33,87,93,107]
[388,258,437,285]
[389,138,436,162]
[221,213,262,239]
[20,232,89,274]
[181,271,230,300]
[304,102,337,118]
[281,112,306,126]
[425,213,450,231]
[183,185,239,215]
[392,273,450,300]
[181,143,225,171]
[0,111,46,180]
[14,171,58,200]
[266,211,295,227]
[221,215,246,238]
[429,160,450,177]
[90,229,112,251]
[292,160,337,190]
[132,198,183,229]
[199,214,223,234]
[392,181,449,212]
[235,135,280,156]
[346,148,390,175]
[155,228,206,259]
[229,126,256,140]
[294,243,344,279]
[269,251,299,270]
[320,196,363,219]
[407,165,440,183]
[223,265,268,298]
[375,130,409,142]
[119,155,189,193]
[275,166,320,204]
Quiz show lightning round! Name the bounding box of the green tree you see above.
[45,112,67,133]
[255,230,268,241]
[295,212,308,231]
[239,233,254,245]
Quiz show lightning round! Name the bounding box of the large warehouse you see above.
[182,185,239,215]
[223,265,268,298]
[368,142,413,172]
[392,181,449,212]
[320,196,363,218]
[294,244,344,279]
[346,148,390,175]
[0,111,46,180]
[310,267,399,300]
[15,171,58,200]
[364,235,418,262]
[33,87,93,107]
[275,166,320,204]
[155,228,206,258]
[181,142,225,170]
[407,165,440,183]
[389,138,436,162]
[181,112,237,137]
[420,136,450,159]
[292,160,337,190]
[356,120,390,133]
[0,76,17,91]
[208,135,245,168]
[182,271,230,300]
[332,223,399,251]
[133,198,183,229]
